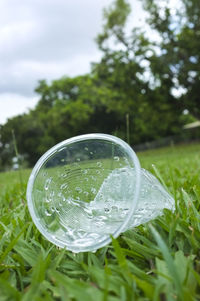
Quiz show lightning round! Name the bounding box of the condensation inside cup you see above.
[30,138,139,251]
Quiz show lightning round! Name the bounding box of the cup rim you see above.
[26,133,141,252]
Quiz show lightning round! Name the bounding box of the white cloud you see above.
[0,93,39,125]
[0,0,115,96]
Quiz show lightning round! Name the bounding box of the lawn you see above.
[0,142,200,300]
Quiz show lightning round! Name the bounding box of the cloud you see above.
[0,0,147,124]
[0,93,39,124]
[0,0,112,96]
[0,0,115,124]
[0,52,102,96]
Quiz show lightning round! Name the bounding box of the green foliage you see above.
[141,0,200,119]
[94,0,192,143]
[96,0,131,51]
[0,143,200,300]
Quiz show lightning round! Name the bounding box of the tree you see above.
[34,75,124,139]
[141,0,200,119]
[93,0,185,144]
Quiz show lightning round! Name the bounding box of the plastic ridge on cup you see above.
[26,133,174,253]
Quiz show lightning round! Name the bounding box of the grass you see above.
[0,142,200,300]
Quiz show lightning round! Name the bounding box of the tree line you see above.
[0,0,199,170]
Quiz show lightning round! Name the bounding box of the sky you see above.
[0,0,147,125]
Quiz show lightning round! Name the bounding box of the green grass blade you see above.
[149,224,183,299]
[0,223,29,265]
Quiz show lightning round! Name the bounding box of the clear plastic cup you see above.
[27,134,174,252]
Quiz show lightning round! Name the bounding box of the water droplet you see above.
[84,147,89,151]
[45,209,52,216]
[91,187,97,194]
[61,173,68,178]
[98,193,103,200]
[97,161,102,167]
[86,211,93,219]
[77,231,86,238]
[60,183,68,190]
[89,233,100,239]
[90,151,93,155]
[75,187,82,193]
[96,215,107,221]
[44,178,52,190]
[112,206,118,212]
[46,192,54,203]
[95,221,104,227]
[123,157,129,164]
[91,176,97,182]
[50,206,55,213]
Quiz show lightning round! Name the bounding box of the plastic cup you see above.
[27,133,174,252]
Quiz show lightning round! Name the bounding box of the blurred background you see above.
[0,0,199,171]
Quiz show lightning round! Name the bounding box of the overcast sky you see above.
[0,0,147,125]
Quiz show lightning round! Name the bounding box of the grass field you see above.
[0,142,200,300]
